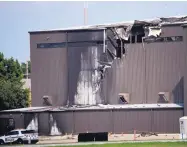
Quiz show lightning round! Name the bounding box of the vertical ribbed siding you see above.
[152,109,183,133]
[35,108,182,135]
[38,113,49,135]
[182,27,187,115]
[52,112,74,134]
[145,42,185,103]
[24,113,35,128]
[105,44,145,104]
[30,32,68,106]
[74,111,89,133]
[88,110,112,133]
[67,30,104,105]
[113,109,152,133]
[30,26,186,106]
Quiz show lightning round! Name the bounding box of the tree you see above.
[0,52,30,110]
[21,61,31,75]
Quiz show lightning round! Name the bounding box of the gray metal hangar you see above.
[1,16,187,137]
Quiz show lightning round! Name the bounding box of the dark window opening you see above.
[37,42,66,48]
[131,25,145,35]
[116,39,125,58]
[131,36,135,43]
[144,36,183,43]
[137,34,145,43]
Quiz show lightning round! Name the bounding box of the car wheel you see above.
[17,138,23,144]
[0,140,4,145]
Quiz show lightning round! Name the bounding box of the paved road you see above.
[3,140,187,147]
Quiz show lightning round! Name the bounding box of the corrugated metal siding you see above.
[161,26,184,37]
[67,45,104,105]
[38,113,49,135]
[113,109,152,133]
[30,26,186,106]
[30,32,68,106]
[52,112,74,134]
[104,27,185,104]
[182,27,187,115]
[145,42,185,103]
[0,113,24,129]
[104,44,145,104]
[74,111,89,133]
[67,30,104,105]
[24,113,35,128]
[88,110,112,133]
[39,109,183,134]
[152,109,183,133]
[0,108,183,135]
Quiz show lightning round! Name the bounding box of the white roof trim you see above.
[29,15,187,33]
[1,103,183,113]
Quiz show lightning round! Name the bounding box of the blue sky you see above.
[0,1,187,62]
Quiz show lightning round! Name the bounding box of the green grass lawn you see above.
[52,142,187,147]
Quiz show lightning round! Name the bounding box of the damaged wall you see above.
[0,108,183,135]
[103,25,185,104]
[30,22,186,106]
[67,30,105,105]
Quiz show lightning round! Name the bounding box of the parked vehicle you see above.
[0,129,39,145]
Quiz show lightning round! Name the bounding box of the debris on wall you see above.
[74,46,104,105]
[71,16,187,106]
[26,114,38,131]
[49,114,62,135]
[43,95,53,106]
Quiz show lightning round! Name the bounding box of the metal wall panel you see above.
[104,44,145,104]
[88,110,112,133]
[152,109,183,133]
[24,113,35,128]
[52,112,74,134]
[145,42,185,103]
[30,32,68,106]
[74,111,89,133]
[30,26,186,106]
[0,113,24,130]
[182,27,187,115]
[67,45,105,105]
[104,27,185,104]
[161,26,184,37]
[38,113,49,135]
[113,109,152,133]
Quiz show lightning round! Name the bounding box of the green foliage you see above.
[21,61,31,74]
[0,52,30,111]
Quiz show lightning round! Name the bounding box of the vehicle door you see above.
[5,131,19,143]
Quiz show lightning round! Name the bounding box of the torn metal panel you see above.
[30,15,187,34]
[74,46,103,105]
[160,16,187,23]
[30,15,187,108]
[147,27,162,37]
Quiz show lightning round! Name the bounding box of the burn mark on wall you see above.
[34,16,187,107]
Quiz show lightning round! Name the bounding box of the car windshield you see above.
[5,131,19,136]
[21,130,37,134]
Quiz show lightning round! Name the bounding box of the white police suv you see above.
[0,129,39,145]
